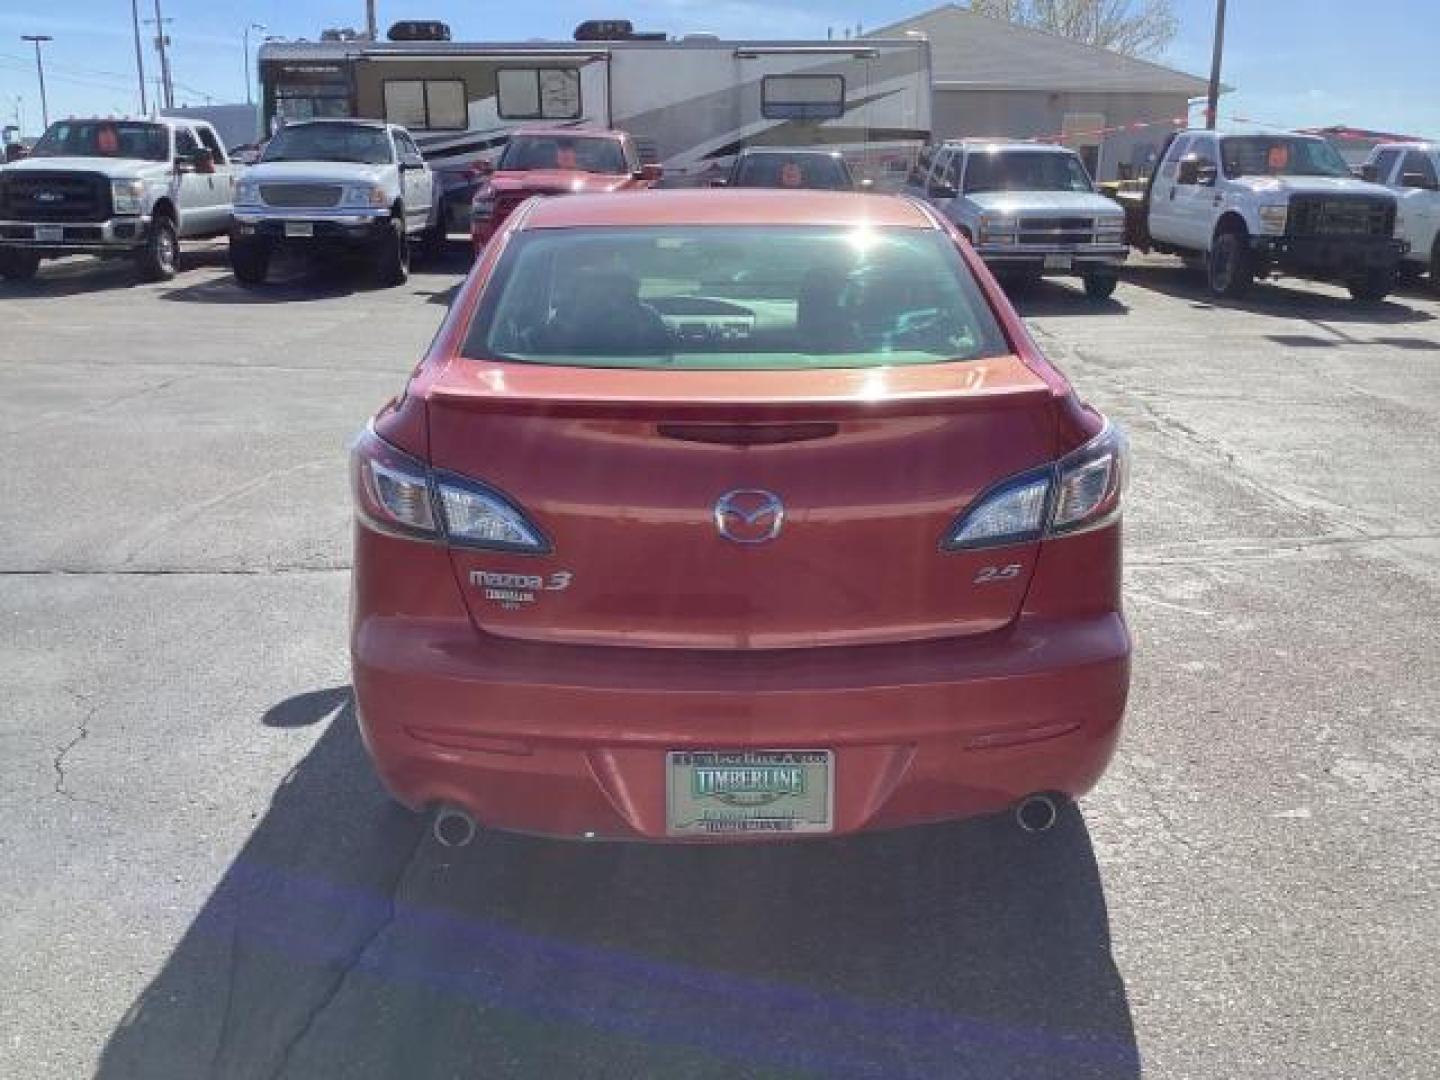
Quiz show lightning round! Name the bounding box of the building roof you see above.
[867,3,1210,96]
[522,189,933,230]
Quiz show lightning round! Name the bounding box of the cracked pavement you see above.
[1,247,1437,1079]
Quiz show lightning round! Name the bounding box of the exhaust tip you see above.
[1015,793,1060,834]
[432,805,478,848]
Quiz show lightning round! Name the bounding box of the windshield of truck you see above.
[498,135,628,174]
[262,124,393,165]
[732,153,853,190]
[31,121,168,161]
[1220,137,1351,179]
[466,225,1009,370]
[963,150,1093,194]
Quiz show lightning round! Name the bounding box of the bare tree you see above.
[969,0,1179,58]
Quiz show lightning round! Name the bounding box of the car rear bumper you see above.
[352,554,1130,842]
[1252,234,1407,276]
[0,215,149,252]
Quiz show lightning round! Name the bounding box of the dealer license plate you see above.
[284,222,314,238]
[1044,254,1073,270]
[667,750,833,836]
[35,225,63,243]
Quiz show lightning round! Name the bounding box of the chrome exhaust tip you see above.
[432,805,478,848]
[1015,793,1060,834]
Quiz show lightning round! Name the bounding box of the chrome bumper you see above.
[0,216,149,250]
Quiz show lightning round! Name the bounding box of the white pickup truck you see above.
[230,119,438,287]
[1119,129,1406,302]
[905,140,1128,300]
[1360,142,1439,288]
[0,116,233,283]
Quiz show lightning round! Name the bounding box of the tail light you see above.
[943,424,1127,551]
[350,428,549,552]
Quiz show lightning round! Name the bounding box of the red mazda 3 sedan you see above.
[350,189,1130,844]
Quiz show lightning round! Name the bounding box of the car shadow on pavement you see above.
[96,690,1140,1080]
[1122,261,1435,324]
[0,245,231,299]
[1008,279,1130,318]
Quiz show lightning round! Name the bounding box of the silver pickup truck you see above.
[906,139,1128,301]
[0,116,233,283]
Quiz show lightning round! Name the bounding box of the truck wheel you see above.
[1208,231,1253,299]
[374,217,409,286]
[1431,239,1440,293]
[0,248,40,282]
[137,216,178,282]
[229,236,271,286]
[1347,268,1394,303]
[1083,272,1119,301]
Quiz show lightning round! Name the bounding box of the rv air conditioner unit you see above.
[388,21,452,42]
[574,19,633,41]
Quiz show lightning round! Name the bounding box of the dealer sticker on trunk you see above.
[469,569,572,609]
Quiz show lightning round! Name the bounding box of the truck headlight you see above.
[1258,204,1289,235]
[978,214,1017,244]
[111,179,145,215]
[343,183,388,209]
[1096,216,1125,241]
[233,178,260,206]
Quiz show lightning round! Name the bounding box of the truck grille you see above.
[260,183,343,209]
[0,171,112,222]
[1017,216,1096,245]
[1288,196,1394,239]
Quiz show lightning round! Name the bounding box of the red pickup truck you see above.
[471,128,661,253]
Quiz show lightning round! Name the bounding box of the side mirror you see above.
[192,148,216,175]
[1177,157,1216,185]
[1359,164,1379,183]
[639,162,663,183]
[470,158,494,178]
[400,157,425,171]
[174,156,195,174]
[1196,162,1218,186]
[1401,171,1437,191]
[927,181,958,199]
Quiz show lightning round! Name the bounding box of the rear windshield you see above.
[733,154,852,190]
[963,151,1093,194]
[463,225,1009,370]
[32,121,168,161]
[499,135,628,174]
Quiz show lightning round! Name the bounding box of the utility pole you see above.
[130,0,148,115]
[243,23,266,106]
[365,0,378,41]
[20,35,52,131]
[147,0,174,110]
[1205,0,1227,129]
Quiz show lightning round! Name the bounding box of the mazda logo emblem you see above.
[714,489,784,544]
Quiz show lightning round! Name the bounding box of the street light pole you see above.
[20,34,52,131]
[1205,0,1227,130]
[150,0,174,110]
[243,23,267,107]
[131,0,148,115]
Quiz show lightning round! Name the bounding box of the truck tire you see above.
[374,216,409,286]
[0,247,40,282]
[1207,230,1253,299]
[1347,268,1394,303]
[1431,239,1440,293]
[229,236,271,286]
[137,216,178,282]
[1083,272,1119,301]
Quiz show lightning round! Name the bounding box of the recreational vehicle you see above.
[257,31,932,230]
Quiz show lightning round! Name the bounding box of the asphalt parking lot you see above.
[2,243,1437,1080]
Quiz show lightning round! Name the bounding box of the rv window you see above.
[383,79,466,131]
[761,75,844,121]
[497,68,582,120]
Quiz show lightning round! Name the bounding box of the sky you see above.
[1,1,1436,139]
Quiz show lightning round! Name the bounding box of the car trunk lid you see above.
[425,355,1056,649]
